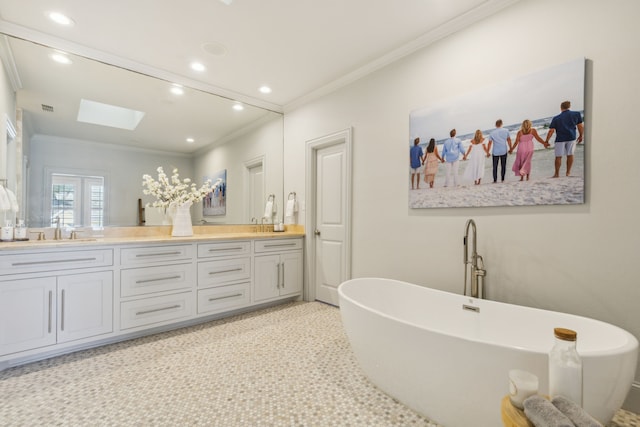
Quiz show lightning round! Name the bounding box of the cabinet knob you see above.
[314,229,321,236]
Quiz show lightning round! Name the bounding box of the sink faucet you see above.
[463,219,486,298]
[54,216,63,240]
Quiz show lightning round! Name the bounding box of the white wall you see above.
[28,135,192,226]
[284,0,640,401]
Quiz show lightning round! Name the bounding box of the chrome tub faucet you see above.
[463,219,486,298]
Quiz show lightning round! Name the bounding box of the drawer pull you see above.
[135,251,182,258]
[135,275,182,284]
[208,247,244,252]
[208,268,243,275]
[48,290,53,334]
[11,257,98,267]
[263,243,297,248]
[61,289,66,331]
[135,304,181,316]
[208,293,243,302]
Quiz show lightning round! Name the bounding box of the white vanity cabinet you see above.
[0,234,304,369]
[196,241,252,315]
[0,249,114,356]
[0,277,57,354]
[254,239,303,302]
[119,244,195,331]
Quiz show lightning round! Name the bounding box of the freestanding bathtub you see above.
[338,278,638,427]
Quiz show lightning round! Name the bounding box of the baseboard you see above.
[623,381,640,414]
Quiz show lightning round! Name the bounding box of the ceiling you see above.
[0,0,519,110]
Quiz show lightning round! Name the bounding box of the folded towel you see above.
[523,395,574,427]
[264,200,274,218]
[285,198,297,218]
[5,188,19,212]
[0,185,10,211]
[551,396,602,427]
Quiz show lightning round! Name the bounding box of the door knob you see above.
[314,229,321,236]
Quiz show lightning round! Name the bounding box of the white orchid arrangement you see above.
[142,167,221,209]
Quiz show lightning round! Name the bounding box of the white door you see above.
[244,157,265,223]
[307,129,351,306]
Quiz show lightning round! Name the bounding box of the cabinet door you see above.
[281,251,303,297]
[0,277,57,355]
[57,271,113,343]
[253,254,280,302]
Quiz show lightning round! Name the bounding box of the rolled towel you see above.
[523,395,574,427]
[551,396,602,427]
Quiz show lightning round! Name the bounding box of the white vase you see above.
[171,202,193,237]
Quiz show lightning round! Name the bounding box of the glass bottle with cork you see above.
[549,327,583,406]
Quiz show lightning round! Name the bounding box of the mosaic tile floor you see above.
[0,301,637,426]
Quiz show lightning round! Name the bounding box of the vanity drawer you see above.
[197,257,251,287]
[120,291,193,330]
[120,245,193,266]
[0,249,113,275]
[197,241,251,258]
[254,238,302,253]
[197,282,250,315]
[120,262,195,297]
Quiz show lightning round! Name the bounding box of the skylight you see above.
[77,99,145,130]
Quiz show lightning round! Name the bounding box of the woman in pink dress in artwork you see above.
[510,119,549,181]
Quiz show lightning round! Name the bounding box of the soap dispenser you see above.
[1,220,14,242]
[14,219,28,241]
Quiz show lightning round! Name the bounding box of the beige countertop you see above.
[0,225,305,251]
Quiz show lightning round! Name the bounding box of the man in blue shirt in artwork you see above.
[545,100,584,177]
[441,129,466,187]
[487,119,513,183]
[409,137,424,189]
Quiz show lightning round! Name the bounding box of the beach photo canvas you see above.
[203,169,227,216]
[409,58,585,209]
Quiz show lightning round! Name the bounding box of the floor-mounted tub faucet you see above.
[463,219,486,298]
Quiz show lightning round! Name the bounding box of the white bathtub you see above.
[338,278,638,427]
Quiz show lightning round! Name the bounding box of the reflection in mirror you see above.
[0,35,283,228]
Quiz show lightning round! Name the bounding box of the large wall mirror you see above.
[0,34,283,228]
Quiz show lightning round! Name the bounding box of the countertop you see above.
[0,225,305,251]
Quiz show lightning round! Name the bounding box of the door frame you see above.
[304,128,352,302]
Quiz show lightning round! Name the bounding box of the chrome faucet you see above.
[463,219,486,298]
[54,216,63,240]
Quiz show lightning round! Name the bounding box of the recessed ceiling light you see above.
[232,103,244,111]
[170,84,184,95]
[259,86,272,94]
[48,12,75,26]
[50,52,72,65]
[186,138,195,143]
[190,62,206,72]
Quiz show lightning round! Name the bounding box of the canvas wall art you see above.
[409,58,585,209]
[203,169,227,216]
